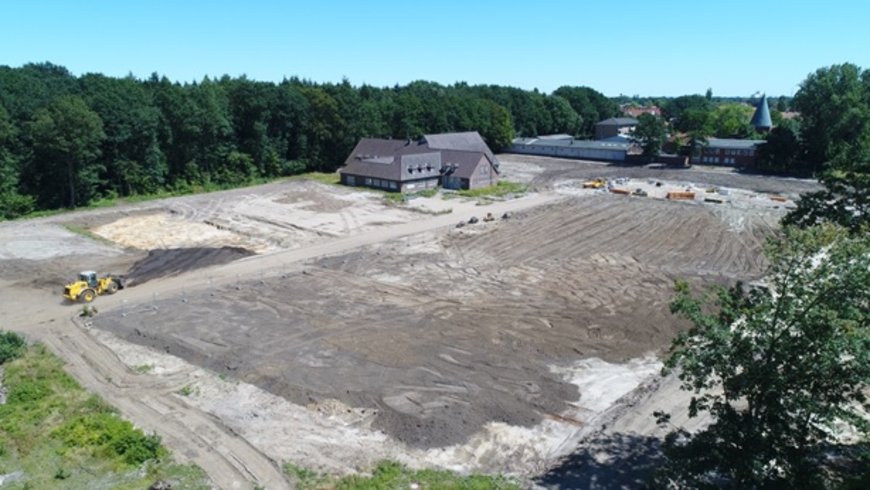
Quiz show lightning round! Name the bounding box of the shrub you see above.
[0,330,26,364]
[53,412,166,465]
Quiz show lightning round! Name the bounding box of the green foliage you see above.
[755,120,801,173]
[25,95,106,208]
[79,305,99,317]
[0,344,207,488]
[0,330,26,364]
[291,171,341,186]
[708,103,756,138]
[451,180,527,199]
[284,460,520,490]
[793,63,870,170]
[176,385,194,397]
[631,113,666,157]
[656,225,870,488]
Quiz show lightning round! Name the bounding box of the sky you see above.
[2,0,868,97]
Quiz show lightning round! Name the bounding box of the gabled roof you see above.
[441,150,493,179]
[340,132,499,182]
[596,117,639,127]
[423,131,500,167]
[750,94,772,129]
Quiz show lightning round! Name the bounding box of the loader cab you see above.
[79,271,98,288]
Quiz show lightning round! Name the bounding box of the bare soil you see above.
[0,163,817,483]
[125,247,255,286]
[92,194,779,450]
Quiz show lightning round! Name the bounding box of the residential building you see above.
[339,132,499,192]
[595,117,639,140]
[692,138,764,166]
[622,105,662,118]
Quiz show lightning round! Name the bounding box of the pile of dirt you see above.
[125,247,255,286]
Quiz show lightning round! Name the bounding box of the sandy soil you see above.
[0,163,818,486]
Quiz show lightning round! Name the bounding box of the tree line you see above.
[0,62,620,218]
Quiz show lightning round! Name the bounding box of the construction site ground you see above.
[0,157,820,488]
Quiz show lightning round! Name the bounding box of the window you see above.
[373,179,380,187]
[389,181,397,190]
[346,176,356,185]
[365,178,372,186]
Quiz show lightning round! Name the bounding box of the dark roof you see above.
[750,94,772,129]
[441,150,489,179]
[423,131,500,167]
[596,117,639,127]
[340,132,498,182]
[706,138,765,150]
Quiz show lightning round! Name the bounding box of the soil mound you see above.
[126,247,254,286]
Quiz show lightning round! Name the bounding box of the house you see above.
[595,117,639,140]
[692,138,764,166]
[339,132,499,192]
[508,135,632,162]
[621,105,662,118]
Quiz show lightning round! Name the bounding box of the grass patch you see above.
[0,339,209,489]
[61,224,115,245]
[284,460,520,490]
[290,171,341,186]
[176,385,194,397]
[449,181,527,199]
[133,364,153,374]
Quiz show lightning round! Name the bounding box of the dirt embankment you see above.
[124,247,255,286]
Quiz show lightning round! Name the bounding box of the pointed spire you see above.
[750,94,772,131]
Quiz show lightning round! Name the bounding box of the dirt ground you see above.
[0,158,821,484]
[92,192,779,456]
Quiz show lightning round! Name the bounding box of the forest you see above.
[0,62,620,217]
[2,62,868,219]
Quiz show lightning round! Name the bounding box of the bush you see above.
[0,330,26,364]
[53,412,166,465]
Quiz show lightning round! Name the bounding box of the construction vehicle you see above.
[63,271,125,303]
[583,178,606,189]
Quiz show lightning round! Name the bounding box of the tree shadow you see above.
[535,432,663,489]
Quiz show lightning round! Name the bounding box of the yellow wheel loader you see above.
[63,271,125,303]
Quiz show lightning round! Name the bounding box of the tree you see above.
[631,113,666,157]
[783,147,869,234]
[792,63,870,172]
[26,96,105,208]
[656,225,870,488]
[755,120,800,174]
[784,64,870,233]
[709,103,755,138]
[0,104,35,218]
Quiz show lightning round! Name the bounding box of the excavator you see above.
[63,271,124,303]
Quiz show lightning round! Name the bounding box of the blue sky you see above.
[2,1,867,96]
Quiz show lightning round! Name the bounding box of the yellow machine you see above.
[63,271,124,303]
[583,178,606,189]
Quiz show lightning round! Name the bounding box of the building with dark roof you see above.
[595,117,639,140]
[508,135,633,161]
[692,138,765,166]
[750,94,772,132]
[339,132,499,192]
